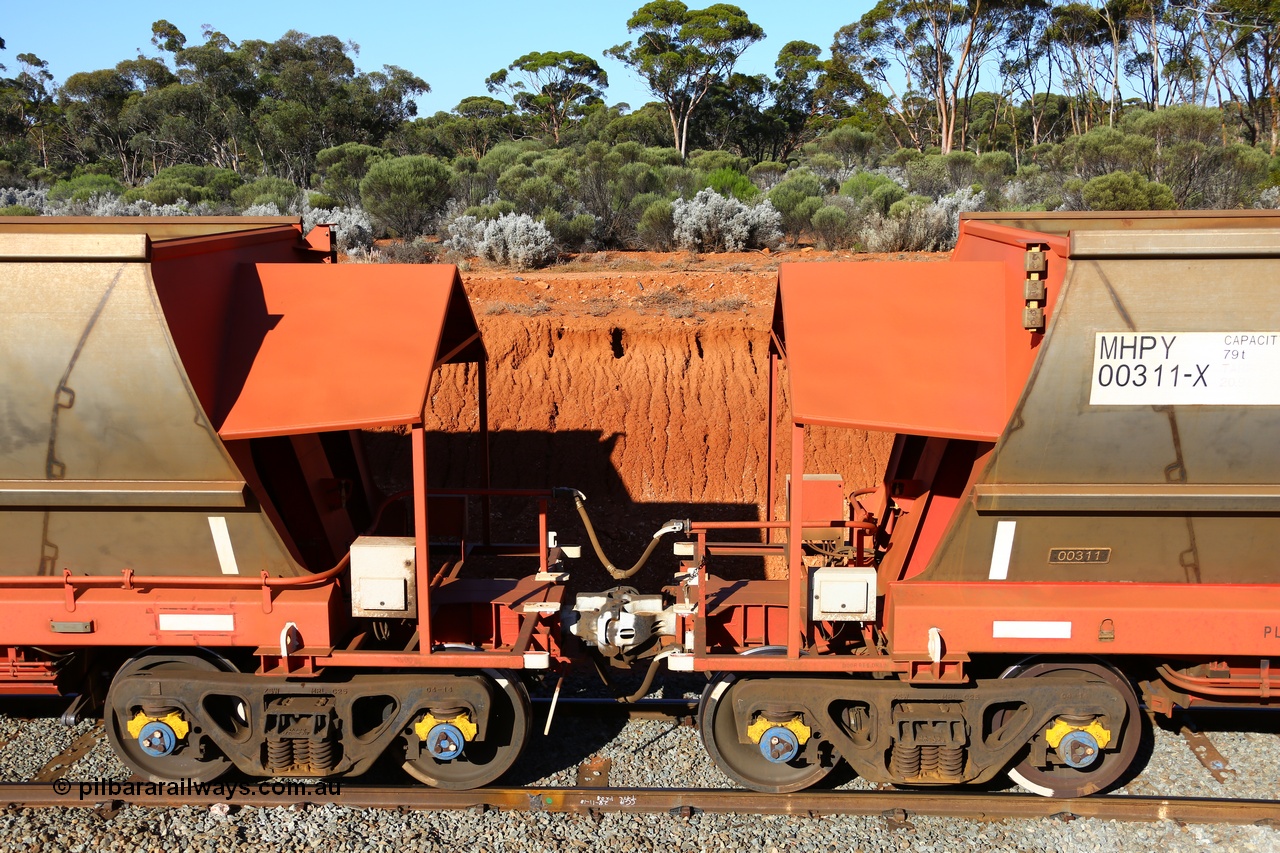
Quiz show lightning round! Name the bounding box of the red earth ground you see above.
[377,247,946,586]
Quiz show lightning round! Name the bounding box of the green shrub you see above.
[122,182,196,205]
[889,194,932,218]
[803,154,843,191]
[478,142,532,181]
[48,174,125,203]
[232,176,302,212]
[840,172,906,214]
[540,209,596,250]
[150,164,242,200]
[689,150,747,174]
[0,204,38,216]
[809,125,877,168]
[906,155,952,197]
[839,171,887,199]
[307,193,342,209]
[768,169,825,244]
[359,155,453,237]
[705,167,760,201]
[316,143,391,207]
[747,161,787,190]
[512,174,565,214]
[464,200,518,220]
[975,151,1015,189]
[637,199,675,250]
[883,148,922,168]
[1081,171,1175,211]
[870,182,908,215]
[811,205,850,249]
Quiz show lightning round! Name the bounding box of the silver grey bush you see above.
[672,188,782,252]
[858,187,985,253]
[477,212,556,269]
[442,213,485,256]
[444,211,555,269]
[0,187,51,212]
[8,190,208,217]
[304,206,375,253]
[241,202,282,217]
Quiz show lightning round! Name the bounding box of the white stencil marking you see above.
[208,516,240,575]
[988,520,1016,580]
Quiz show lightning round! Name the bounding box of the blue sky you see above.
[4,1,874,115]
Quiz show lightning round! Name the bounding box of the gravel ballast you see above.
[0,688,1278,853]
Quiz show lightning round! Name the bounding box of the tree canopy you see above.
[0,5,1278,258]
[607,1,765,157]
[486,50,608,143]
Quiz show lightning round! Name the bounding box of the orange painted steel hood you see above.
[774,261,1011,441]
[217,263,482,439]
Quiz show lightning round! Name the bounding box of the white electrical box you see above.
[350,536,417,618]
[810,566,877,622]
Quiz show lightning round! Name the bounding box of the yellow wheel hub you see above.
[745,715,811,746]
[414,712,478,742]
[1044,717,1111,750]
[126,711,189,740]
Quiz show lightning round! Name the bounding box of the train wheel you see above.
[699,674,836,793]
[104,650,236,784]
[402,671,530,789]
[1000,660,1143,798]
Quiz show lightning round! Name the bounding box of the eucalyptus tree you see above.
[1043,2,1113,133]
[997,0,1055,153]
[485,51,607,143]
[837,0,1009,153]
[238,30,427,183]
[607,1,764,158]
[1204,0,1280,152]
[0,52,58,170]
[58,67,147,181]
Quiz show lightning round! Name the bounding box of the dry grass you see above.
[582,296,619,317]
[484,301,553,317]
[636,286,750,318]
[704,295,749,312]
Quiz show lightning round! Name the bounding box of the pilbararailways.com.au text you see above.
[53,778,341,801]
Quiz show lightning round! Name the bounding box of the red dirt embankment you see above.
[417,249,939,584]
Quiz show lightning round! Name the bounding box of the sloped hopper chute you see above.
[217,264,483,439]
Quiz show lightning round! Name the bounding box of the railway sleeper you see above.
[107,666,502,781]
[724,676,1130,787]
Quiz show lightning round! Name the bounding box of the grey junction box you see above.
[350,536,417,618]
[810,566,877,622]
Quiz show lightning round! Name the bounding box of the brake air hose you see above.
[554,487,686,581]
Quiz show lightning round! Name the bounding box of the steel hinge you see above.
[1023,244,1047,333]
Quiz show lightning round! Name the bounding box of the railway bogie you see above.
[103,651,529,786]
[4,212,1280,798]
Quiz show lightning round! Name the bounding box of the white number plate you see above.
[1090,332,1280,405]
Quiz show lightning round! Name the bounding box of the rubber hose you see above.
[589,647,679,704]
[618,653,666,703]
[573,496,665,581]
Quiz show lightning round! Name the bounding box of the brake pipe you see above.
[555,487,687,581]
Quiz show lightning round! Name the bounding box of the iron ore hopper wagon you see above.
[1,212,1278,799]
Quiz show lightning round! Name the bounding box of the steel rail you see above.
[6,783,1279,826]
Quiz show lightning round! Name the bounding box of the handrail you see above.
[689,520,878,532]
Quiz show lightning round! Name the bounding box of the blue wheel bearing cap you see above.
[758,725,800,764]
[137,720,178,758]
[1056,730,1102,769]
[425,723,465,761]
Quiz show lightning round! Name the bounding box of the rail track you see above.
[4,780,1279,827]
[7,700,1279,831]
